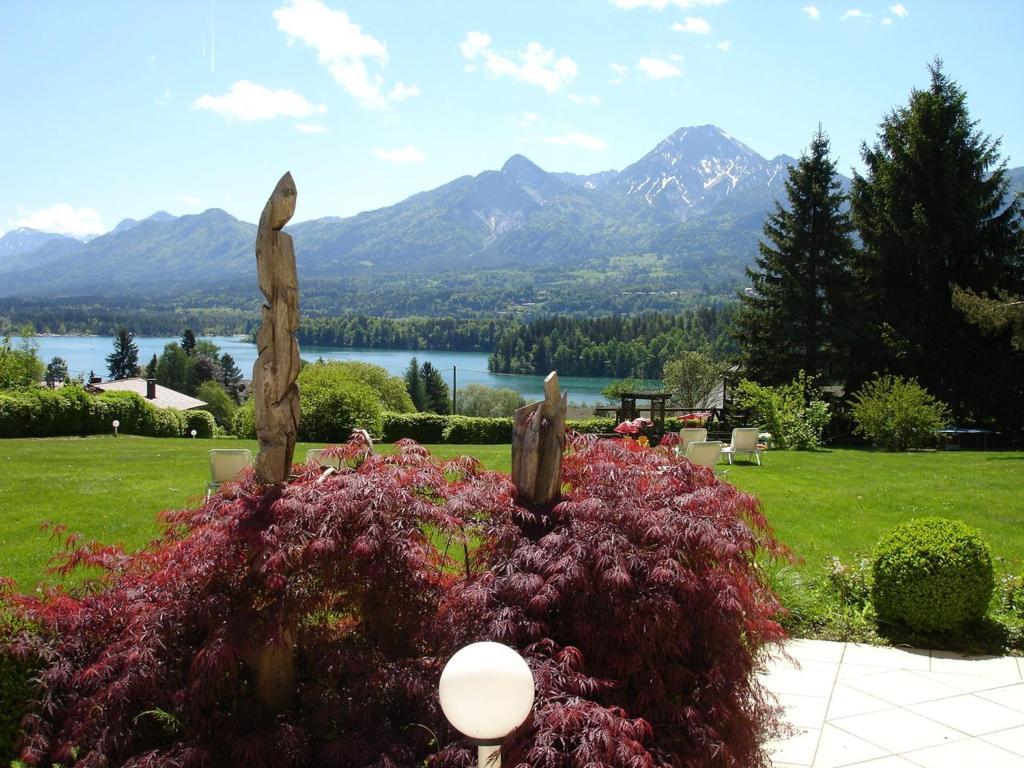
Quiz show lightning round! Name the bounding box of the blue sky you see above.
[2,0,1021,237]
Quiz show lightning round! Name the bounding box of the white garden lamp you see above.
[190,429,197,439]
[112,419,119,437]
[439,641,535,768]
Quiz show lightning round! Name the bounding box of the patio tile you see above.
[825,683,892,719]
[766,725,820,766]
[929,650,1022,679]
[844,669,961,707]
[829,708,964,753]
[906,693,1024,736]
[977,684,1024,713]
[981,725,1024,758]
[760,659,840,698]
[836,759,918,767]
[779,692,831,729]
[842,643,930,671]
[836,663,892,681]
[913,669,1013,694]
[786,639,847,664]
[810,723,887,767]
[901,737,1023,767]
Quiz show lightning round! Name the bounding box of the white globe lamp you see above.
[190,429,197,438]
[111,419,120,437]
[439,641,535,768]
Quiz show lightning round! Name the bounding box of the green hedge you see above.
[184,410,217,439]
[0,387,197,438]
[566,417,618,434]
[442,416,512,444]
[381,412,449,443]
[378,413,618,444]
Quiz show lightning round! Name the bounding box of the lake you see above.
[22,335,657,407]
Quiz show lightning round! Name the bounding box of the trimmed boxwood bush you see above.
[184,410,217,439]
[872,517,994,633]
[441,416,512,444]
[381,412,448,443]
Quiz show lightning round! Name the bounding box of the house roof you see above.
[90,378,208,411]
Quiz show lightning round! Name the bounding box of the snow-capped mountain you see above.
[0,228,85,274]
[614,124,795,219]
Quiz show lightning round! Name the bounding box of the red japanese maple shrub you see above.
[1,435,786,768]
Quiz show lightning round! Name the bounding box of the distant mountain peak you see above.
[501,154,544,175]
[146,210,177,223]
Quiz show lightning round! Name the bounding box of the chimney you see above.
[146,378,157,400]
[89,376,102,385]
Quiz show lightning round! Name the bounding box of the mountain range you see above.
[1,124,1019,317]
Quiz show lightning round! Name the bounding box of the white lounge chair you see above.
[306,448,343,469]
[207,448,252,497]
[721,428,763,465]
[684,440,723,469]
[679,427,708,453]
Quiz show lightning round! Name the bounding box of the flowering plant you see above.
[677,411,712,427]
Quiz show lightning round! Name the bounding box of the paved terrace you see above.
[762,639,1024,767]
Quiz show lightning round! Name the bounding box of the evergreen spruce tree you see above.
[144,354,159,379]
[420,361,451,414]
[106,328,140,380]
[734,127,857,385]
[219,353,244,402]
[181,329,197,356]
[404,356,427,411]
[850,60,1024,422]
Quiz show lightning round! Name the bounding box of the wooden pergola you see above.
[615,390,672,436]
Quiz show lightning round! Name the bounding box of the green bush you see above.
[380,412,448,443]
[872,517,994,633]
[733,372,831,449]
[850,374,951,451]
[232,400,256,439]
[184,410,217,439]
[566,417,618,435]
[441,416,512,444]
[0,387,187,438]
[325,361,415,413]
[298,365,384,441]
[454,384,525,417]
[195,380,237,429]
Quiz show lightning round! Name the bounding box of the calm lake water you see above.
[23,335,655,407]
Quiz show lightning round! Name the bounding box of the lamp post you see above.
[190,429,197,439]
[112,419,119,437]
[439,641,535,768]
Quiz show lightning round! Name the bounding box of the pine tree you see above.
[850,60,1024,421]
[181,329,197,356]
[404,356,427,411]
[106,328,140,380]
[144,354,158,379]
[220,353,244,402]
[734,127,857,385]
[420,361,451,414]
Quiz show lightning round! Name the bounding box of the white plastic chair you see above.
[207,449,252,497]
[721,428,763,465]
[679,427,708,453]
[684,440,723,469]
[306,448,343,470]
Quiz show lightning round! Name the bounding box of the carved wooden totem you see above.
[511,371,568,508]
[253,172,300,485]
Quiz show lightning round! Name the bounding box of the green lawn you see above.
[0,437,1021,590]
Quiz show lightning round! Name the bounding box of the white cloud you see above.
[11,203,104,238]
[178,194,201,206]
[890,3,909,18]
[296,123,327,134]
[716,39,731,52]
[609,63,629,85]
[801,5,820,19]
[193,80,326,121]
[881,17,893,25]
[840,9,868,21]
[637,56,682,80]
[568,93,601,104]
[611,0,725,9]
[541,131,608,151]
[274,0,391,110]
[671,16,711,34]
[373,145,426,164]
[523,112,542,122]
[388,81,420,102]
[460,31,578,94]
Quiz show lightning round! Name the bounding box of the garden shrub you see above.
[1,437,786,767]
[850,374,951,451]
[297,364,384,441]
[324,361,415,413]
[441,416,512,444]
[183,410,217,439]
[872,517,994,633]
[0,388,186,438]
[565,417,617,434]
[454,384,525,417]
[733,372,831,449]
[380,411,448,443]
[232,400,256,439]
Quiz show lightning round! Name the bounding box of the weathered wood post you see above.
[511,371,568,508]
[252,172,301,486]
[246,172,300,713]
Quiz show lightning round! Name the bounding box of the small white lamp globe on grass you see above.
[439,641,535,768]
[112,419,120,437]
[190,429,197,438]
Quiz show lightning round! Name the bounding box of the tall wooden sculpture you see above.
[253,172,300,485]
[511,371,568,508]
